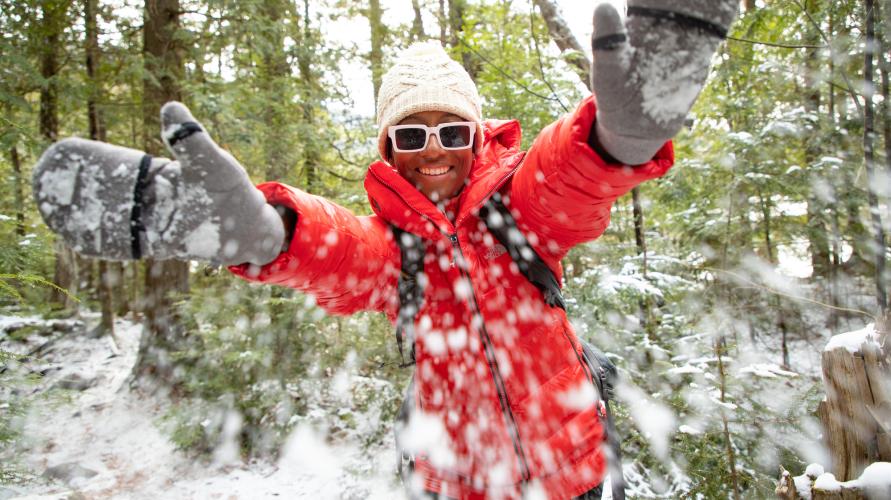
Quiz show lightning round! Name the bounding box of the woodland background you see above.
[1,0,890,498]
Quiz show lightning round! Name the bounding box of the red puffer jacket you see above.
[231,95,673,499]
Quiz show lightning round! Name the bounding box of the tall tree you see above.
[85,0,116,338]
[39,0,78,310]
[135,0,190,382]
[257,0,295,181]
[297,0,320,192]
[448,0,477,77]
[438,0,447,44]
[9,146,25,237]
[803,1,832,282]
[368,0,384,108]
[411,0,426,41]
[863,0,887,311]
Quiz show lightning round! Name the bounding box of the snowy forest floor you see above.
[0,312,403,500]
[0,305,871,500]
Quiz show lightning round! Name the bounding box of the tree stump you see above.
[817,318,891,481]
[776,463,891,499]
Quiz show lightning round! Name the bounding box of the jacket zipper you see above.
[455,152,526,228]
[448,232,532,483]
[369,154,533,484]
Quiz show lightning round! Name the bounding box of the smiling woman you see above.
[31,1,739,496]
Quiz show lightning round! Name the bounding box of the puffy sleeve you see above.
[508,94,674,261]
[228,182,400,319]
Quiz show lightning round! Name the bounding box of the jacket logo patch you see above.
[485,244,507,260]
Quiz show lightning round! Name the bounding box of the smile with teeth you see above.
[418,165,452,176]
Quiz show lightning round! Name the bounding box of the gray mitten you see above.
[33,102,285,266]
[591,1,738,165]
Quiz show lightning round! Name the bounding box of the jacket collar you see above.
[365,119,523,240]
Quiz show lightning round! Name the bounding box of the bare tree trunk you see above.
[298,0,319,192]
[881,1,891,273]
[864,0,888,312]
[86,0,105,144]
[803,0,832,282]
[118,262,136,317]
[826,8,844,330]
[136,0,190,383]
[438,0,447,45]
[532,0,591,88]
[632,187,647,276]
[448,0,476,77]
[259,0,291,181]
[39,1,63,145]
[411,0,425,41]
[84,0,116,338]
[10,146,25,237]
[40,0,77,311]
[715,337,742,500]
[632,187,654,332]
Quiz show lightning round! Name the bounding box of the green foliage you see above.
[0,228,61,485]
[165,273,407,458]
[457,2,585,147]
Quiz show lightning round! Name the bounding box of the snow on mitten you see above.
[33,102,285,266]
[591,0,738,165]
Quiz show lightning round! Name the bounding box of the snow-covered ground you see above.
[1,313,403,499]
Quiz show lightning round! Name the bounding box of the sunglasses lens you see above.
[394,128,428,151]
[440,125,472,149]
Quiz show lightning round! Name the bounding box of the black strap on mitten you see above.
[166,121,203,147]
[627,6,729,39]
[129,154,152,259]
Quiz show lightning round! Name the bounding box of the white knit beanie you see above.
[376,41,484,161]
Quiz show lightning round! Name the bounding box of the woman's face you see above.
[390,110,475,203]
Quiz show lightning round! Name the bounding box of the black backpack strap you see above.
[478,192,566,310]
[392,225,425,367]
[581,340,625,500]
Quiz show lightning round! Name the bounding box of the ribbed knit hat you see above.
[376,41,483,161]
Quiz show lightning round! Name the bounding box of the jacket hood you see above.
[365,118,524,240]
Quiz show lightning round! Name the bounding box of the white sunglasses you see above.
[387,122,476,153]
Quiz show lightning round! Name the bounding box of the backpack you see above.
[392,192,626,500]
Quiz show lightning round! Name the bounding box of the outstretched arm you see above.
[591,0,738,165]
[32,102,399,317]
[508,0,738,260]
[228,183,400,318]
[33,103,285,266]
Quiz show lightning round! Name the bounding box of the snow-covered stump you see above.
[776,320,891,499]
[776,463,891,499]
[817,321,891,482]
